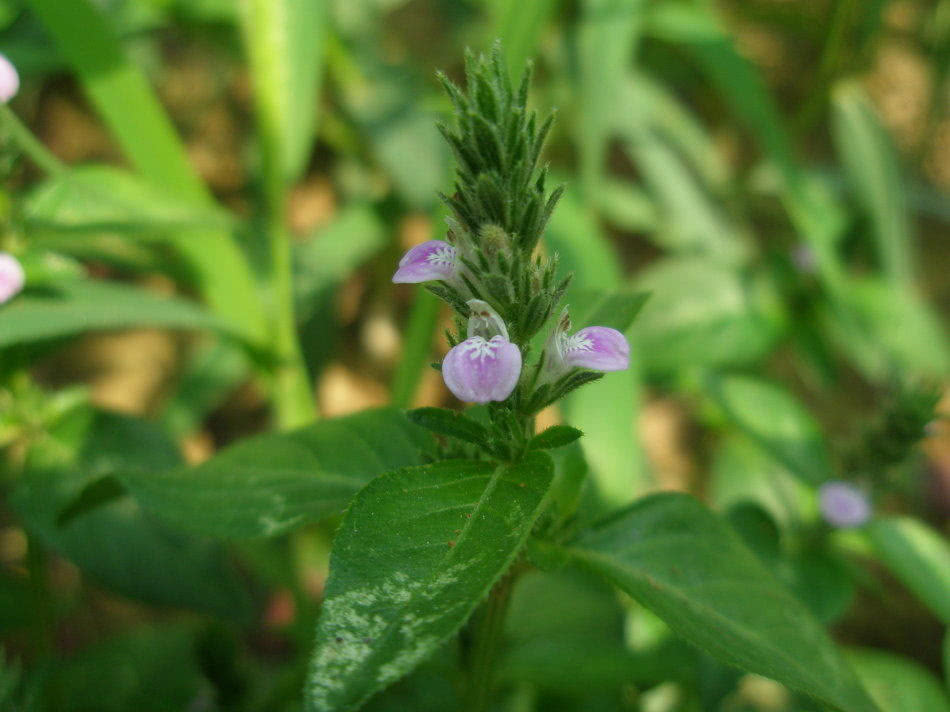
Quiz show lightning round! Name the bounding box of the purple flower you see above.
[0,252,25,304]
[441,299,521,403]
[819,481,871,529]
[392,240,458,284]
[543,308,630,379]
[442,335,522,403]
[0,53,18,103]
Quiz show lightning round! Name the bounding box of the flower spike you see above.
[392,240,458,284]
[543,308,630,379]
[0,252,25,304]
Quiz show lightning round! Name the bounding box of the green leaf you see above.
[239,0,325,185]
[23,166,235,235]
[40,625,204,712]
[848,648,950,712]
[823,277,950,381]
[706,373,830,485]
[575,289,650,333]
[123,408,432,539]
[630,257,780,375]
[55,475,125,526]
[0,279,236,348]
[546,189,647,503]
[26,0,267,341]
[620,123,748,263]
[305,452,555,712]
[529,425,583,450]
[865,517,950,623]
[550,493,879,712]
[407,407,490,448]
[13,409,250,619]
[832,82,914,287]
[486,0,559,82]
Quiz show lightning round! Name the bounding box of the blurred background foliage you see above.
[0,0,949,710]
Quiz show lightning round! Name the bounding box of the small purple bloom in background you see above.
[0,252,25,304]
[0,53,18,103]
[819,481,871,528]
[392,240,458,284]
[441,299,521,403]
[543,308,630,379]
[791,244,816,274]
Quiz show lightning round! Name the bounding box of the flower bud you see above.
[0,252,25,304]
[442,335,521,403]
[392,240,458,284]
[819,481,871,528]
[543,308,630,379]
[0,53,19,103]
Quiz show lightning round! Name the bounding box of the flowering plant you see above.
[1,5,947,711]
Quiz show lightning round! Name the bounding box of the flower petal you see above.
[563,326,630,372]
[0,253,25,304]
[442,336,521,403]
[392,240,457,284]
[819,481,871,528]
[466,299,509,341]
[0,53,18,104]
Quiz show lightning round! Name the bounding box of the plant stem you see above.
[466,568,518,712]
[266,188,316,430]
[0,105,65,175]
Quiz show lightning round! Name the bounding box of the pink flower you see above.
[441,299,521,403]
[392,240,458,284]
[819,481,871,528]
[442,335,522,403]
[0,53,18,103]
[0,252,25,304]
[543,308,630,378]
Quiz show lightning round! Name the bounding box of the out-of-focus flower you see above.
[543,308,630,379]
[819,481,871,528]
[0,252,25,303]
[441,299,521,403]
[392,240,458,284]
[0,53,19,103]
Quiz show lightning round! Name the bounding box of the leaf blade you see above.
[305,452,555,711]
[552,492,879,712]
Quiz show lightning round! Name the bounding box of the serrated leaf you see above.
[529,425,583,450]
[406,407,490,448]
[0,279,238,348]
[549,492,879,712]
[305,452,554,712]
[706,373,830,485]
[123,408,432,539]
[865,517,950,623]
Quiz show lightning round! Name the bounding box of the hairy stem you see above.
[466,567,518,712]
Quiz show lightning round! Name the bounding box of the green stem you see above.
[390,290,441,408]
[26,535,53,657]
[0,105,65,175]
[793,0,858,135]
[266,187,316,430]
[467,568,518,712]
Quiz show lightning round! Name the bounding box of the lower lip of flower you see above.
[441,335,522,403]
